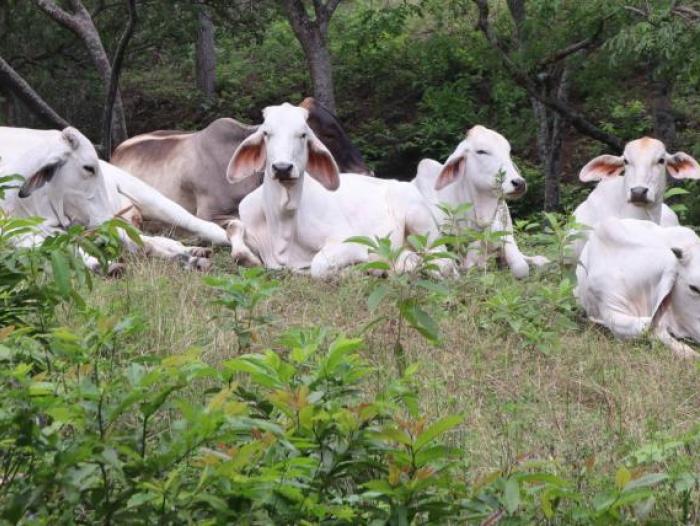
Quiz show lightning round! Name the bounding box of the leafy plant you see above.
[346,234,452,375]
[204,267,279,352]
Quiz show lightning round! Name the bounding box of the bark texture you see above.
[279,0,342,113]
[195,0,217,100]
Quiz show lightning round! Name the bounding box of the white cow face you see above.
[435,125,527,198]
[579,137,700,206]
[18,127,112,228]
[226,103,340,193]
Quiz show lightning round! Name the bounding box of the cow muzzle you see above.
[629,186,650,204]
[505,178,527,199]
[272,162,297,182]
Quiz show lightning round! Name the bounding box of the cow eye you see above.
[300,132,307,139]
[689,285,700,294]
[623,158,628,165]
[83,165,96,174]
[262,131,269,138]
[658,157,665,164]
[476,150,489,155]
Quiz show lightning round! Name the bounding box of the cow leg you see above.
[140,235,212,271]
[653,327,700,359]
[310,242,368,279]
[226,219,262,267]
[591,310,652,340]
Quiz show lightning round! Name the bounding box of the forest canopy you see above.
[2,0,700,216]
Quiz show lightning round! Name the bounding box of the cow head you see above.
[579,137,700,207]
[660,235,700,344]
[435,125,527,199]
[18,127,112,228]
[226,103,340,203]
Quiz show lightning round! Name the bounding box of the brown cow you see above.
[111,98,371,226]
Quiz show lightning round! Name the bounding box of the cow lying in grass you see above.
[111,98,372,226]
[412,125,549,278]
[0,126,228,272]
[225,103,454,279]
[576,217,700,358]
[571,137,700,260]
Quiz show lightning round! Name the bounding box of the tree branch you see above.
[325,0,342,17]
[102,0,137,158]
[35,0,83,34]
[472,0,623,151]
[0,55,70,128]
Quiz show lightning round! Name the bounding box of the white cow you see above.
[0,126,229,271]
[576,217,700,358]
[225,103,453,279]
[412,125,548,279]
[571,137,700,259]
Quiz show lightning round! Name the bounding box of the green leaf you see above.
[324,336,362,374]
[615,466,631,489]
[624,472,668,491]
[367,284,388,311]
[345,235,378,248]
[414,415,463,451]
[664,187,690,198]
[503,478,520,514]
[50,250,71,297]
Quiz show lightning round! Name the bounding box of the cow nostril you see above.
[272,162,293,174]
[511,179,526,190]
[630,186,649,198]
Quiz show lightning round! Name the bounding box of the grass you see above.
[59,247,700,491]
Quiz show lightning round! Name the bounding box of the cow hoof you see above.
[107,262,126,278]
[189,247,213,258]
[190,257,213,272]
[528,255,551,268]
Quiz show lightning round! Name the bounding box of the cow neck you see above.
[463,176,501,230]
[262,175,304,261]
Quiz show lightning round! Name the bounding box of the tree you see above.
[195,0,216,100]
[472,0,621,210]
[34,0,129,146]
[0,55,70,129]
[102,0,137,160]
[278,0,342,113]
[606,1,700,147]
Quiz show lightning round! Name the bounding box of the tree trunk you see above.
[279,0,338,114]
[304,32,335,112]
[195,0,216,100]
[0,55,70,128]
[35,0,127,144]
[532,67,569,211]
[650,75,675,147]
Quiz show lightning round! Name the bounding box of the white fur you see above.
[0,126,223,270]
[572,137,700,260]
[575,217,700,358]
[412,125,549,279]
[227,103,453,279]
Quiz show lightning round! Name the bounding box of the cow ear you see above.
[18,163,60,198]
[579,155,625,182]
[226,130,266,183]
[435,142,468,191]
[306,133,340,191]
[61,127,81,150]
[666,152,700,180]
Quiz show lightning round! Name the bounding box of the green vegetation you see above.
[1,212,698,524]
